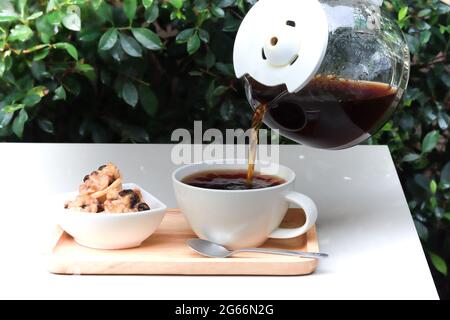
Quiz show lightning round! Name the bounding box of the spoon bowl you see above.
[187,239,232,258]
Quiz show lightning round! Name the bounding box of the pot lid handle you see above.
[233,0,329,93]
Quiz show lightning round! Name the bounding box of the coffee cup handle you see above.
[269,191,318,239]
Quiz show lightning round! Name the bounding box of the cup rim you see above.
[172,160,295,193]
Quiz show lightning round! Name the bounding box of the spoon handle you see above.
[232,248,328,259]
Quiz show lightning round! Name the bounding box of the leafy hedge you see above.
[0,0,449,296]
[370,0,449,298]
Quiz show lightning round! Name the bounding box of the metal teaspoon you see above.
[187,239,329,259]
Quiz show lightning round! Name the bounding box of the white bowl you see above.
[58,183,167,250]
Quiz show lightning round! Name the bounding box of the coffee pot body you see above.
[233,0,410,149]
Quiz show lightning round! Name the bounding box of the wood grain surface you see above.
[48,209,319,276]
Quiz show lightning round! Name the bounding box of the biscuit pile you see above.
[64,163,150,213]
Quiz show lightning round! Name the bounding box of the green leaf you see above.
[144,3,159,23]
[122,81,139,107]
[12,109,28,138]
[215,62,234,76]
[30,86,49,98]
[92,0,103,10]
[444,213,450,221]
[420,31,431,45]
[211,6,225,18]
[169,0,183,9]
[53,86,66,101]
[131,28,162,50]
[46,10,62,25]
[54,42,78,60]
[23,93,41,107]
[398,6,408,21]
[417,8,431,17]
[63,77,81,96]
[139,84,158,116]
[76,63,96,81]
[62,14,81,31]
[33,48,50,61]
[403,153,421,162]
[0,15,20,23]
[46,0,58,12]
[99,28,118,51]
[142,0,154,9]
[187,33,201,55]
[96,1,113,23]
[176,28,195,43]
[421,131,440,153]
[198,29,209,43]
[170,10,185,20]
[223,15,240,32]
[442,74,450,88]
[0,0,16,15]
[119,33,142,57]
[124,0,137,22]
[220,100,234,121]
[27,11,43,20]
[79,29,100,42]
[218,0,234,8]
[76,63,94,73]
[213,85,228,96]
[37,118,54,134]
[35,15,53,43]
[414,220,428,241]
[110,42,125,61]
[66,4,81,16]
[189,71,202,76]
[8,25,33,42]
[3,56,12,73]
[441,162,450,184]
[31,61,46,80]
[430,253,447,276]
[18,0,27,17]
[3,104,25,113]
[430,180,437,194]
[438,112,449,130]
[0,111,13,128]
[62,6,81,32]
[415,174,430,191]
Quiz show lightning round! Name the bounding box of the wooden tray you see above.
[48,209,319,276]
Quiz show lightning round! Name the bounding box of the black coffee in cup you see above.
[182,170,286,191]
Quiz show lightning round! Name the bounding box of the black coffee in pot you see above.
[247,75,399,149]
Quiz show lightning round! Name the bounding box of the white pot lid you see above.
[233,0,329,93]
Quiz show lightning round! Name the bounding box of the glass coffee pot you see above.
[233,0,410,149]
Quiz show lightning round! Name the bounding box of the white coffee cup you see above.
[173,160,318,249]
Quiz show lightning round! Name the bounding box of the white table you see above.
[0,144,438,300]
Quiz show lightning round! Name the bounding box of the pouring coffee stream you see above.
[247,87,291,183]
[237,0,410,184]
[247,105,265,184]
